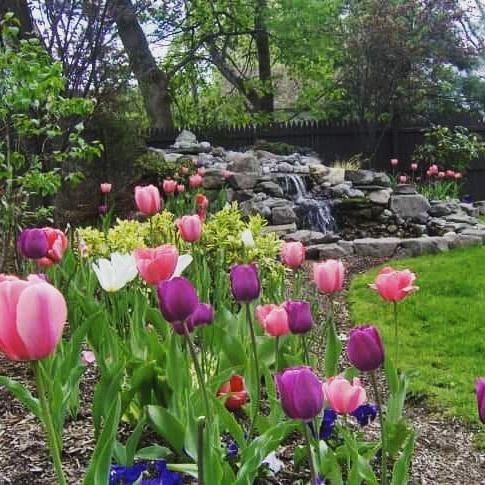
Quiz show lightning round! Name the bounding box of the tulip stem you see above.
[371,371,387,485]
[275,336,280,371]
[246,303,261,439]
[197,416,206,485]
[393,301,399,369]
[302,334,310,366]
[302,421,318,485]
[32,361,67,485]
[183,323,211,423]
[149,217,154,246]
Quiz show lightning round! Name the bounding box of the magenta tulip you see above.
[369,266,418,302]
[280,241,305,268]
[134,245,178,285]
[18,229,49,259]
[347,325,385,372]
[230,264,261,302]
[276,366,324,420]
[176,215,202,242]
[476,378,485,423]
[323,376,367,414]
[0,278,67,360]
[157,276,199,323]
[313,259,345,294]
[134,185,161,215]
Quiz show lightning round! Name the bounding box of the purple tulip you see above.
[476,378,485,423]
[157,277,199,323]
[276,366,324,421]
[187,303,214,329]
[346,325,385,372]
[17,229,48,259]
[230,264,260,302]
[284,300,314,334]
[98,205,107,215]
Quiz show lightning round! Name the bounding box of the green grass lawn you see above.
[348,246,485,422]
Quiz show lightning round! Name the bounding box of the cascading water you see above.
[279,174,337,234]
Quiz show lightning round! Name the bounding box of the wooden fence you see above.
[144,119,485,200]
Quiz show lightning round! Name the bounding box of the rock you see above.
[396,237,449,258]
[198,141,211,152]
[261,223,297,236]
[309,165,330,177]
[255,150,282,161]
[460,229,485,242]
[202,169,224,190]
[284,230,339,245]
[330,183,364,198]
[300,156,322,166]
[345,170,391,187]
[227,172,259,190]
[164,153,184,162]
[294,165,310,175]
[255,181,284,197]
[475,201,485,215]
[373,172,392,187]
[306,242,353,260]
[322,167,345,185]
[227,154,261,173]
[272,205,297,225]
[172,129,197,148]
[393,184,417,195]
[353,237,401,257]
[428,201,458,217]
[389,194,430,220]
[444,213,478,225]
[368,189,391,205]
[445,233,483,249]
[459,203,480,218]
[277,162,294,173]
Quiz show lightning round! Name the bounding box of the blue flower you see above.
[351,404,378,427]
[319,408,338,440]
[109,463,147,484]
[150,460,183,485]
[109,460,182,485]
[226,439,239,458]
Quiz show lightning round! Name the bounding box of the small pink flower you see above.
[255,304,290,337]
[455,172,462,180]
[177,184,185,193]
[369,266,418,302]
[438,171,445,178]
[81,350,96,365]
[410,163,418,171]
[428,164,439,175]
[135,185,161,215]
[100,183,112,193]
[189,174,203,188]
[323,376,367,414]
[399,175,408,184]
[197,167,206,176]
[280,242,305,268]
[176,215,203,242]
[162,179,178,194]
[446,170,455,178]
[390,158,398,167]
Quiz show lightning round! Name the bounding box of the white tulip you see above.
[92,252,138,292]
[240,229,255,248]
[173,254,193,277]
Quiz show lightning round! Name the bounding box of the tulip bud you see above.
[390,158,398,166]
[177,184,185,193]
[157,276,199,323]
[100,183,112,193]
[230,264,261,302]
[276,366,324,420]
[346,325,385,372]
[410,163,418,171]
[197,167,206,176]
[399,175,408,184]
[217,375,248,411]
[284,300,314,334]
[17,229,49,259]
[313,259,345,294]
[280,241,305,268]
[476,378,485,423]
[162,179,178,194]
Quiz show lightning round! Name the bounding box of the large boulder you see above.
[202,169,224,190]
[389,194,430,220]
[227,172,260,190]
[254,180,284,197]
[284,230,339,245]
[353,237,401,257]
[345,170,391,187]
[226,153,261,173]
[272,205,297,225]
[395,237,449,258]
[368,189,392,205]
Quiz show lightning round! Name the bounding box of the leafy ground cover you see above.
[349,246,485,422]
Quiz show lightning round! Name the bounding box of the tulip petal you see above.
[173,254,193,278]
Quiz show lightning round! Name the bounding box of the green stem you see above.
[371,371,388,485]
[183,323,211,423]
[302,334,310,366]
[275,336,280,371]
[32,361,67,485]
[302,422,318,485]
[393,301,399,369]
[149,216,154,246]
[197,416,206,485]
[246,303,261,439]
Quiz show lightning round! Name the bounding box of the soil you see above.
[1,256,484,483]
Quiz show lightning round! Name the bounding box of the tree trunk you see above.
[254,0,273,113]
[111,0,173,129]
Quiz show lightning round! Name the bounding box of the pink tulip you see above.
[428,164,439,175]
[0,278,67,360]
[410,163,418,171]
[438,171,445,178]
[399,175,408,184]
[255,304,289,337]
[134,245,178,285]
[100,183,112,193]
[455,172,462,180]
[0,274,19,283]
[197,167,206,176]
[426,169,433,177]
[313,260,345,294]
[135,185,161,215]
[36,227,68,267]
[192,158,199,166]
[280,241,305,268]
[81,350,96,365]
[369,266,418,302]
[177,184,185,193]
[189,174,203,189]
[222,170,233,180]
[390,158,398,166]
[176,215,203,242]
[162,179,178,194]
[446,170,455,178]
[323,376,367,414]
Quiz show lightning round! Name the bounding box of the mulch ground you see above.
[1,256,485,483]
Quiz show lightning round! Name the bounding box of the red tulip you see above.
[134,245,178,285]
[313,260,345,294]
[135,185,161,215]
[280,241,305,268]
[176,215,202,242]
[100,182,112,193]
[0,277,67,360]
[369,266,418,302]
[255,304,289,337]
[217,375,248,411]
[162,179,177,194]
